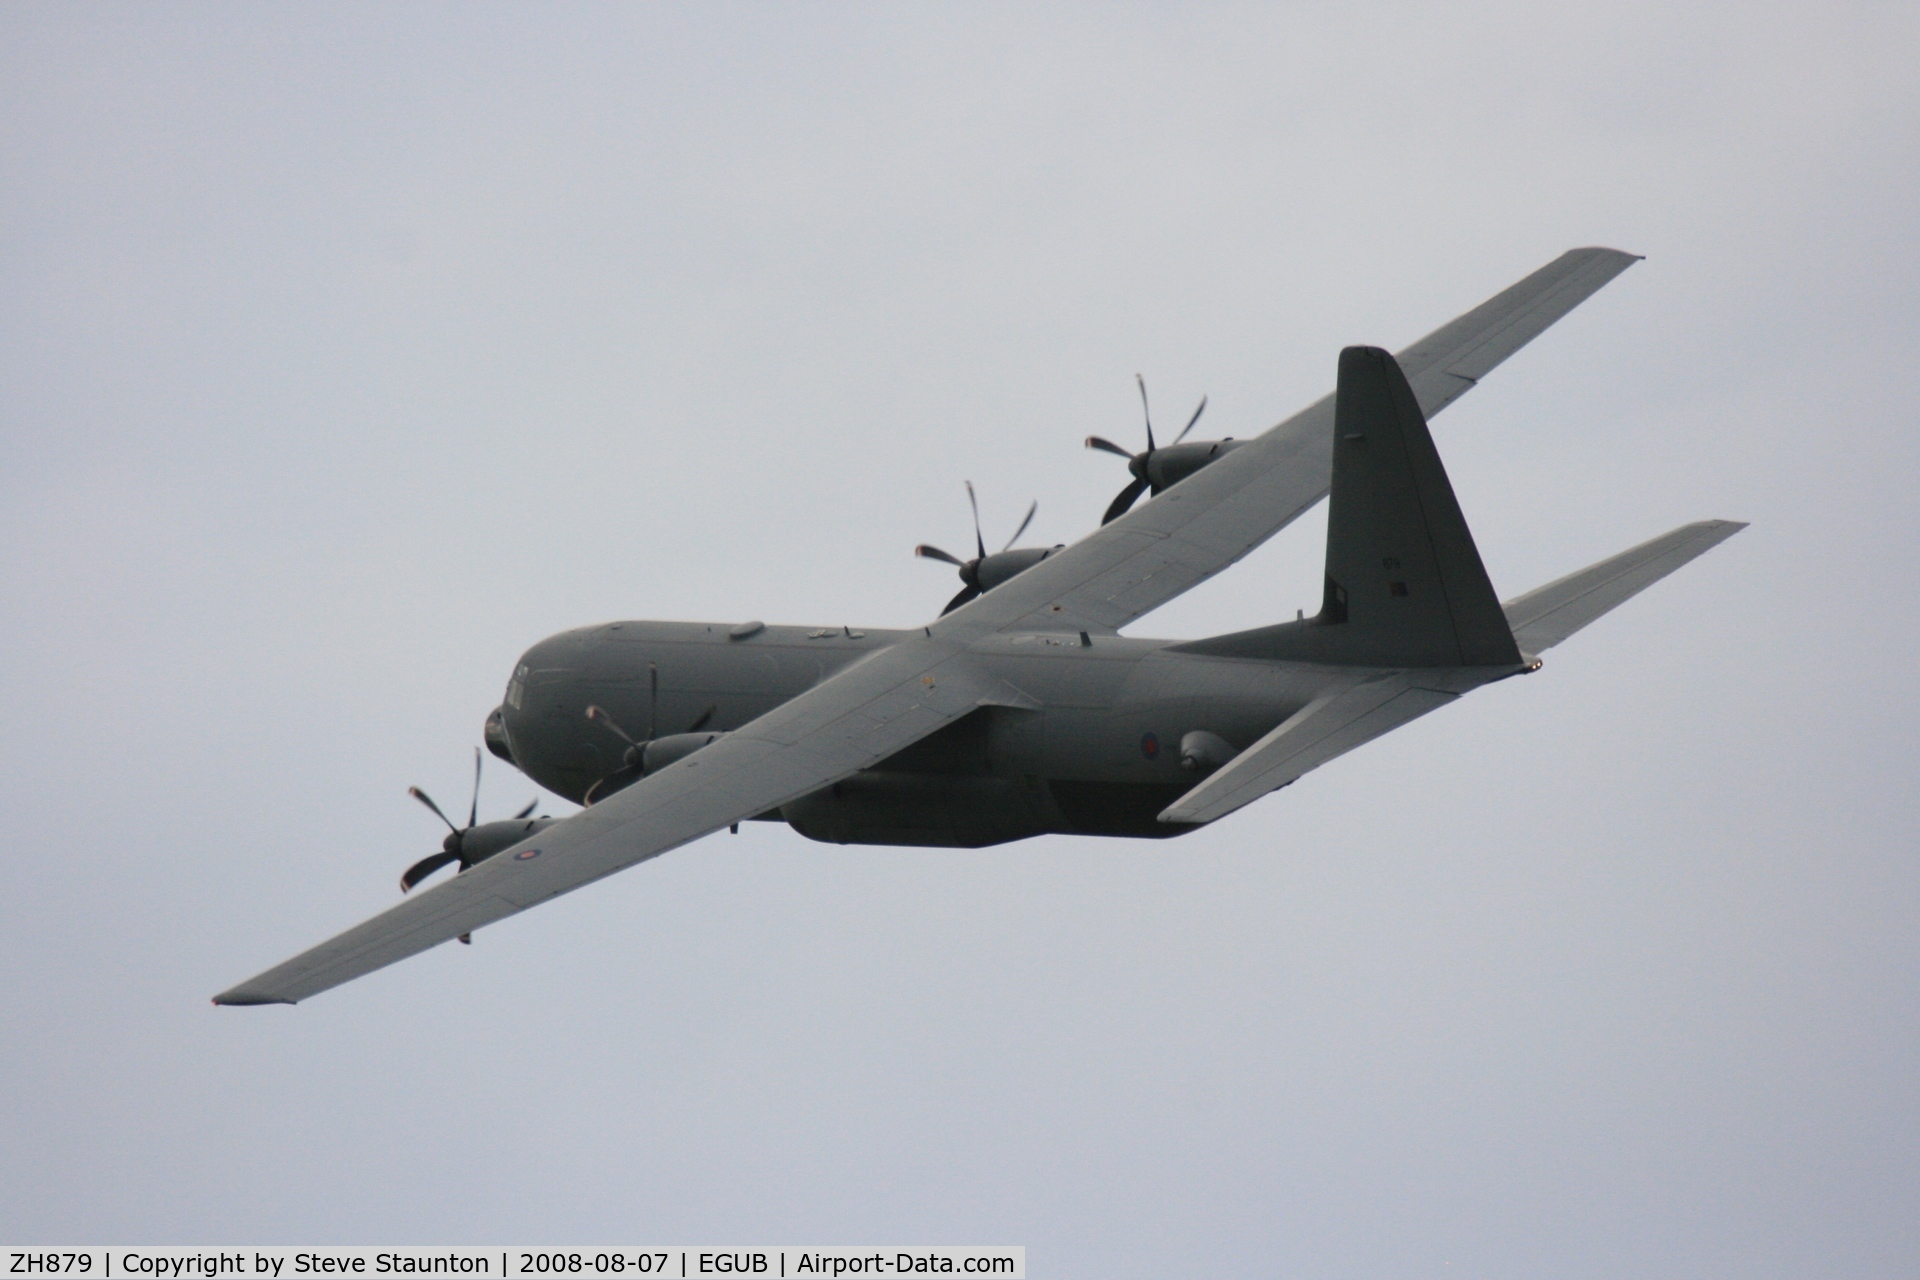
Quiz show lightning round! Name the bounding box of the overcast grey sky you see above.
[3,3,1917,1275]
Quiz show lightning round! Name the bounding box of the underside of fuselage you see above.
[492,619,1331,846]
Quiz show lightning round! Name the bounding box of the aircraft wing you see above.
[215,642,1034,1004]
[934,247,1642,641]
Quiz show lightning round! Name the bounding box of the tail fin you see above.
[1175,346,1521,668]
[1320,345,1520,665]
[1503,520,1747,652]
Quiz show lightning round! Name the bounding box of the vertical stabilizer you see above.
[1321,345,1521,666]
[1173,346,1521,668]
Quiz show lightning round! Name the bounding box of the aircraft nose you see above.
[483,705,515,764]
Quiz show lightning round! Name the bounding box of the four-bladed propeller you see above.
[583,662,718,805]
[916,481,1043,613]
[1086,374,1209,523]
[402,747,540,894]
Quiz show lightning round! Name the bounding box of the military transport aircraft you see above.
[216,247,1743,1006]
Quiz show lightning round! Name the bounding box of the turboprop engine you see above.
[582,662,727,804]
[627,728,730,776]
[400,748,556,894]
[916,481,1063,614]
[584,722,730,805]
[1086,375,1248,523]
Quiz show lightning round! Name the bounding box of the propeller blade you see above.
[399,850,461,893]
[407,786,459,835]
[964,481,986,559]
[915,543,965,567]
[647,662,659,742]
[585,705,641,748]
[1085,435,1135,459]
[1101,475,1151,525]
[583,763,644,807]
[1001,500,1037,553]
[1136,374,1156,452]
[468,746,482,829]
[1172,395,1208,446]
[941,583,982,615]
[513,798,539,820]
[685,704,715,733]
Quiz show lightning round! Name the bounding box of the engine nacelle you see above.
[1145,438,1248,492]
[640,730,728,774]
[459,816,559,866]
[585,730,731,805]
[974,545,1062,592]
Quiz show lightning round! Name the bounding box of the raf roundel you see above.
[514,847,543,862]
[1140,732,1160,761]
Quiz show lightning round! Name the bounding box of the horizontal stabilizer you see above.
[1504,520,1747,653]
[1158,674,1460,826]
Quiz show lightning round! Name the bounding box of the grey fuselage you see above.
[490,620,1345,847]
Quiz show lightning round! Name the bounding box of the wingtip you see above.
[212,989,295,1007]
